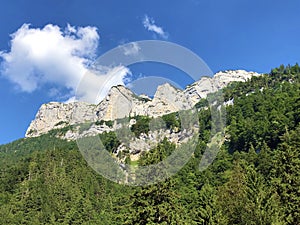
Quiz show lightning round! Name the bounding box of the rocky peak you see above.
[184,77,217,105]
[153,83,179,100]
[107,85,135,99]
[95,85,140,121]
[184,70,261,105]
[26,101,96,137]
[150,83,192,114]
[26,70,262,138]
[213,70,261,88]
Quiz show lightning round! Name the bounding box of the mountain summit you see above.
[26,70,261,138]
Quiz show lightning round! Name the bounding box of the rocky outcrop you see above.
[95,85,142,121]
[26,70,261,138]
[184,70,261,105]
[132,83,193,117]
[120,128,197,162]
[26,102,96,137]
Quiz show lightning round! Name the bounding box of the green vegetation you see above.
[78,122,93,134]
[131,115,151,137]
[99,131,120,153]
[95,120,114,127]
[54,121,68,127]
[0,64,300,224]
[162,112,181,131]
[48,124,75,136]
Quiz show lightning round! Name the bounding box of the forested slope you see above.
[0,64,299,224]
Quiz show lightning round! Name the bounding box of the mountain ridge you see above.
[26,70,261,138]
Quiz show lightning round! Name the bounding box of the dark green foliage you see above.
[54,121,68,127]
[123,179,188,225]
[99,131,120,153]
[226,65,300,152]
[162,112,181,131]
[195,98,209,109]
[95,120,113,127]
[139,138,175,166]
[131,115,151,137]
[0,138,118,224]
[271,126,300,224]
[78,122,92,134]
[123,139,188,224]
[48,124,75,136]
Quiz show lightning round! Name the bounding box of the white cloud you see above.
[76,65,131,104]
[122,42,140,56]
[143,15,168,39]
[0,23,131,103]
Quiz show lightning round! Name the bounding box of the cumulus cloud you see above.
[0,23,131,103]
[76,65,131,104]
[143,15,168,39]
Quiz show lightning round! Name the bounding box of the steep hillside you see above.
[1,65,299,224]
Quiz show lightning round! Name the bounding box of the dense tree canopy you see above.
[0,64,299,224]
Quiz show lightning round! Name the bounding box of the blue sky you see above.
[0,0,300,144]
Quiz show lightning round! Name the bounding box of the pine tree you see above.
[271,127,300,224]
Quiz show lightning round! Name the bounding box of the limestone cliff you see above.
[26,70,261,138]
[184,70,261,105]
[26,102,96,137]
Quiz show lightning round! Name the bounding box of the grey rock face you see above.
[26,102,96,137]
[26,70,261,138]
[184,70,261,105]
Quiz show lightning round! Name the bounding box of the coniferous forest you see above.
[0,64,300,224]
